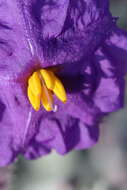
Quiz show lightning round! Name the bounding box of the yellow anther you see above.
[41,83,53,112]
[40,69,55,90]
[27,86,41,111]
[27,68,67,111]
[53,77,67,103]
[28,72,42,96]
[40,69,67,103]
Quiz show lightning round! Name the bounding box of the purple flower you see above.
[0,0,127,166]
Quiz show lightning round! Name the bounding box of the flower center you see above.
[27,69,67,111]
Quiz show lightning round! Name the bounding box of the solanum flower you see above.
[0,0,127,166]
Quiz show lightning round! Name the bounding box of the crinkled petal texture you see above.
[0,79,101,165]
[93,26,127,112]
[0,0,127,166]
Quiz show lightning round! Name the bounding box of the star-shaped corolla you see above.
[0,0,127,166]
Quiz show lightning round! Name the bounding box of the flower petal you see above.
[24,113,99,158]
[0,81,40,165]
[93,48,125,112]
[103,27,127,76]
[39,0,114,68]
[0,1,32,78]
[0,101,15,166]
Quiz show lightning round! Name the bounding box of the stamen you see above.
[27,68,67,112]
[28,71,42,96]
[40,73,54,111]
[40,69,55,90]
[52,76,67,103]
[27,86,40,111]
[40,69,67,103]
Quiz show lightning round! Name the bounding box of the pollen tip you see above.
[53,104,58,112]
[45,108,52,112]
[61,96,67,103]
[32,102,41,111]
[34,107,40,111]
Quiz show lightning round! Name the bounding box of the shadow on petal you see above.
[0,100,6,122]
